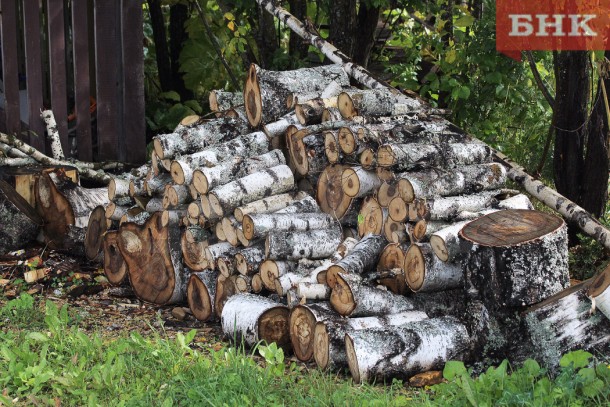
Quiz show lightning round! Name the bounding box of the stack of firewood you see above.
[21,62,608,384]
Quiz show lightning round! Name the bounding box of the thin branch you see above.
[525,51,555,108]
[192,1,240,89]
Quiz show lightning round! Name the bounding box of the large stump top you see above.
[460,209,564,247]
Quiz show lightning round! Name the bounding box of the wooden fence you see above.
[0,0,146,164]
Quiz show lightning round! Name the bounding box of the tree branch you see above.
[525,51,555,107]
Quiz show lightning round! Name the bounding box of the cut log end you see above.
[324,132,340,164]
[245,64,263,127]
[404,245,425,292]
[187,274,213,321]
[376,145,395,167]
[329,274,356,315]
[345,334,361,383]
[242,215,255,240]
[153,139,165,160]
[429,235,449,262]
[103,231,128,285]
[337,92,357,119]
[341,168,360,197]
[290,306,317,361]
[259,307,291,347]
[338,127,356,154]
[360,149,375,170]
[192,170,208,195]
[388,197,408,222]
[85,205,107,261]
[313,322,330,369]
[170,161,186,185]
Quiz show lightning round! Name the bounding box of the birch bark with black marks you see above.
[377,142,492,171]
[233,191,308,222]
[404,243,463,292]
[326,234,387,288]
[242,212,338,240]
[265,227,344,260]
[209,90,243,113]
[0,180,41,253]
[337,89,420,119]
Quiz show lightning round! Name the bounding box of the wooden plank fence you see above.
[0,0,146,164]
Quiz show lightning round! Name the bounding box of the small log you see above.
[295,97,337,125]
[590,267,610,321]
[242,212,337,240]
[145,173,172,197]
[377,181,400,208]
[221,216,239,246]
[208,165,295,217]
[265,227,343,260]
[322,107,342,122]
[398,163,507,203]
[345,317,471,383]
[119,213,188,304]
[181,226,211,272]
[119,209,151,225]
[341,166,381,198]
[388,197,408,222]
[377,142,492,171]
[187,271,219,321]
[413,190,506,221]
[383,218,404,243]
[260,260,299,290]
[0,180,41,253]
[313,310,428,370]
[461,210,569,307]
[404,244,463,293]
[84,205,108,261]
[331,272,416,317]
[244,63,350,127]
[357,196,387,237]
[209,90,242,113]
[171,131,270,185]
[290,302,336,361]
[217,255,237,278]
[206,242,239,270]
[316,164,355,220]
[103,230,128,285]
[221,293,291,349]
[233,191,308,222]
[105,202,131,221]
[235,241,266,276]
[235,275,253,293]
[288,131,328,176]
[263,112,301,138]
[153,117,249,159]
[251,273,264,293]
[337,89,420,119]
[376,242,407,294]
[192,149,286,194]
[326,234,387,288]
[36,171,108,250]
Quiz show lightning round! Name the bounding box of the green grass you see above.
[1,294,610,406]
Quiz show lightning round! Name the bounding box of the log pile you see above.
[7,61,609,385]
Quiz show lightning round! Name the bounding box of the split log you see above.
[0,180,41,253]
[234,191,308,222]
[235,242,266,276]
[337,89,420,119]
[265,227,343,260]
[326,234,387,288]
[244,63,349,127]
[341,166,381,199]
[398,163,507,203]
[290,302,336,361]
[377,142,492,171]
[153,117,249,159]
[404,244,463,293]
[192,149,286,194]
[181,226,211,272]
[208,165,295,217]
[118,212,188,304]
[84,205,108,261]
[331,272,416,317]
[187,271,219,321]
[209,90,243,113]
[102,230,128,285]
[345,316,471,383]
[519,280,610,367]
[36,171,108,250]
[221,293,291,349]
[170,131,270,185]
[461,210,569,307]
[242,212,337,240]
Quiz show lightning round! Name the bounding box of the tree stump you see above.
[460,209,569,307]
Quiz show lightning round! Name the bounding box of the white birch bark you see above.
[265,227,344,260]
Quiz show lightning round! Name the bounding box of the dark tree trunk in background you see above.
[255,3,278,68]
[147,0,172,92]
[581,52,610,217]
[553,51,588,209]
[352,3,380,68]
[169,4,193,101]
[288,0,309,64]
[329,0,357,59]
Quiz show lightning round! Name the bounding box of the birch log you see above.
[84,205,108,261]
[589,266,610,321]
[170,131,270,185]
[377,142,492,171]
[331,273,416,317]
[221,293,291,349]
[244,63,349,127]
[265,228,344,260]
[326,234,387,288]
[233,191,308,222]
[102,230,128,285]
[208,165,295,217]
[187,271,219,321]
[290,302,337,361]
[209,90,243,113]
[242,212,337,240]
[41,110,65,159]
[313,310,428,370]
[153,117,249,159]
[345,317,471,383]
[461,210,570,307]
[181,226,211,272]
[341,166,382,198]
[0,180,41,253]
[337,89,420,118]
[404,244,463,293]
[235,242,266,276]
[192,149,286,193]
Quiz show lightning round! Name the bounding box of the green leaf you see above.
[457,86,471,99]
[560,350,592,369]
[183,100,203,114]
[159,91,181,102]
[454,14,475,28]
[223,12,235,21]
[523,359,541,378]
[357,214,364,225]
[443,361,467,380]
[26,332,49,342]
